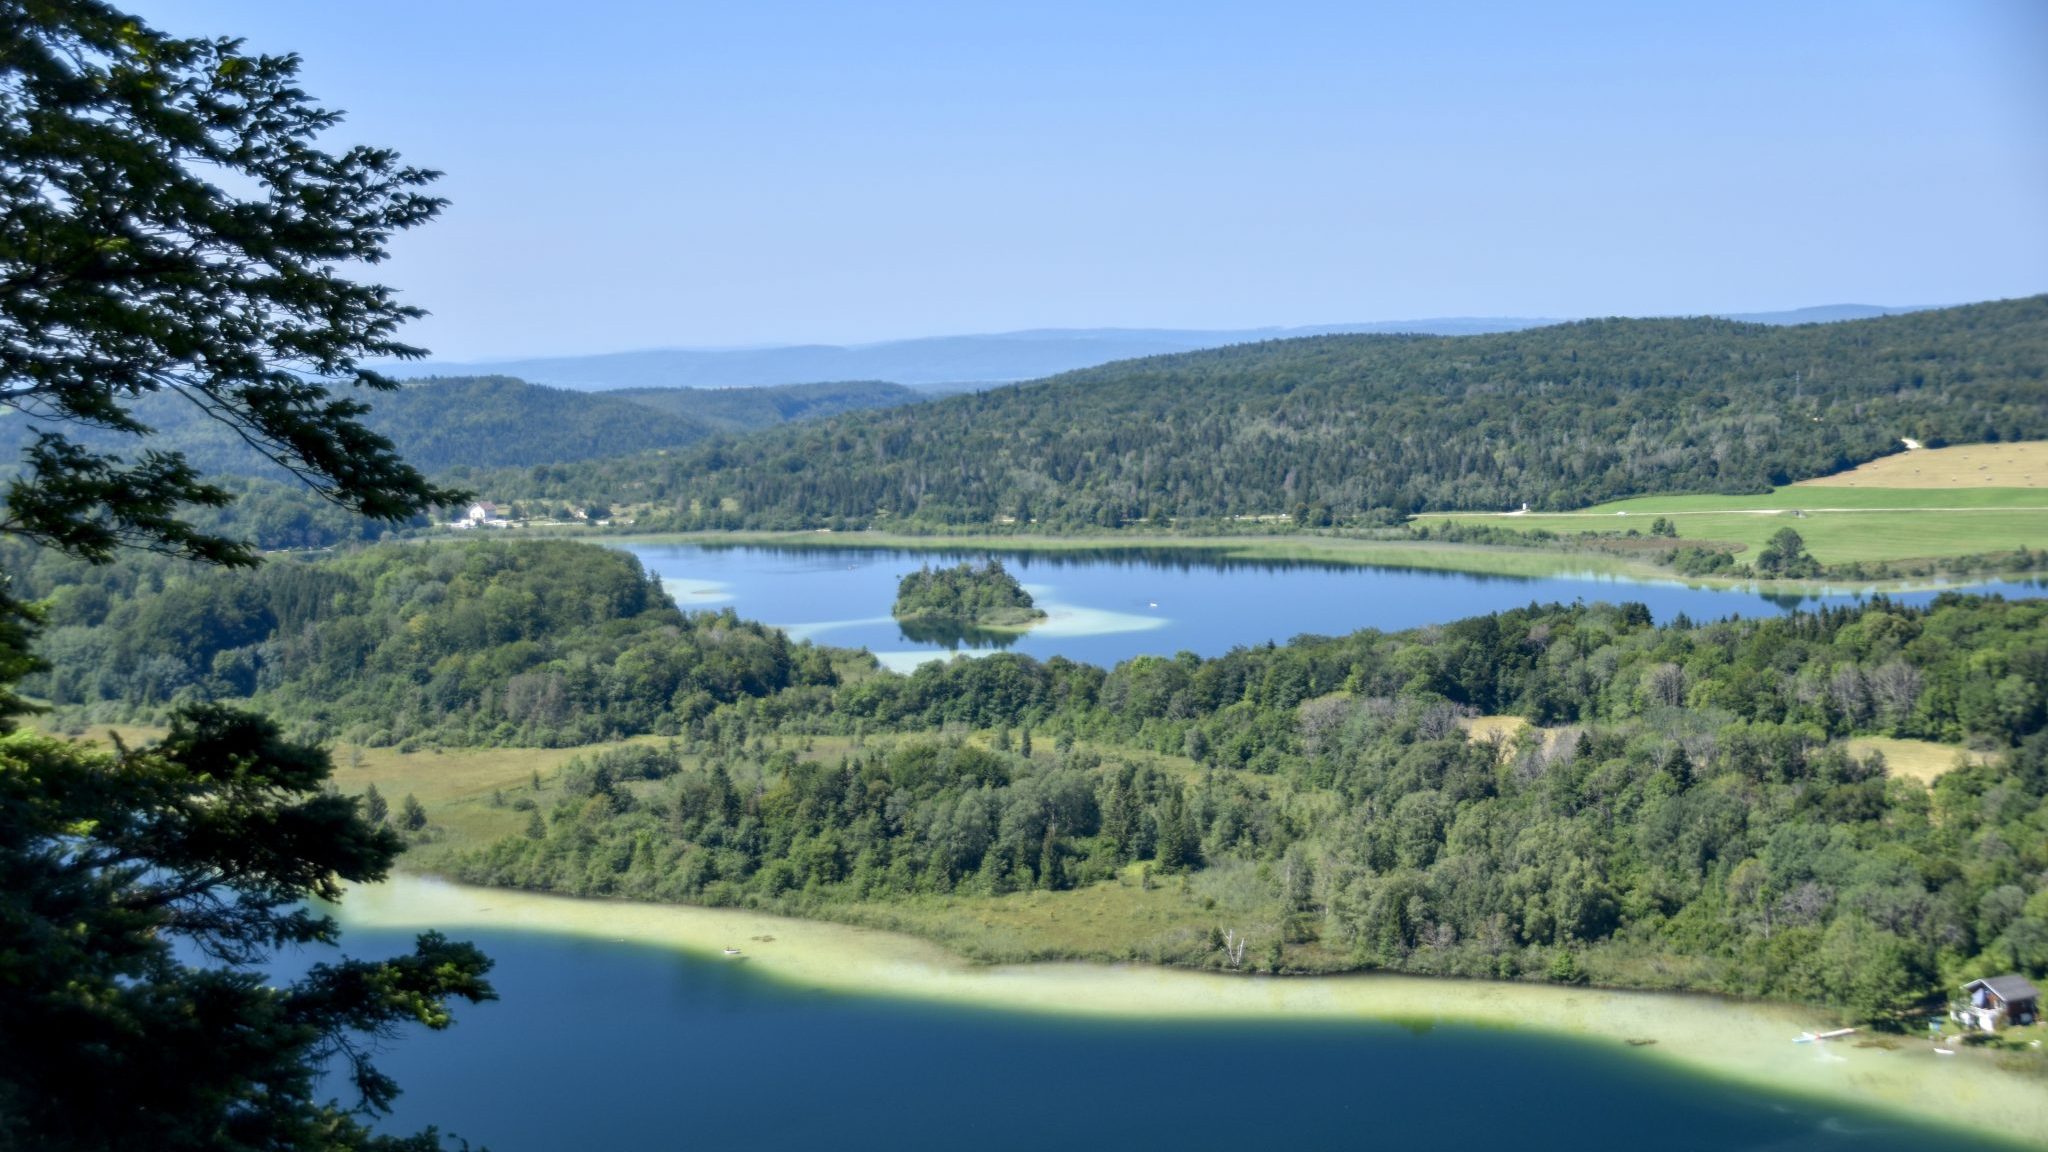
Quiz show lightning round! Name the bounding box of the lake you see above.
[621,540,2047,670]
[317,896,2021,1152]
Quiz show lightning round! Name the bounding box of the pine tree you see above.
[1663,745,1695,790]
[1101,776,1135,862]
[361,782,389,825]
[1038,820,1063,891]
[1155,785,1201,872]
[399,793,428,832]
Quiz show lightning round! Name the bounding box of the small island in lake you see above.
[892,560,1048,632]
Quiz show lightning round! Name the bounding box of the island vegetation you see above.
[891,560,1046,631]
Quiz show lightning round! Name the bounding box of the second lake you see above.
[618,540,2046,669]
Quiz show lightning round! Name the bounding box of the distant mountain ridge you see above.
[385,305,1936,392]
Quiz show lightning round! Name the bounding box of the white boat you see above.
[722,947,741,956]
[1934,1047,1956,1056]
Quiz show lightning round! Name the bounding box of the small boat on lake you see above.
[723,947,742,956]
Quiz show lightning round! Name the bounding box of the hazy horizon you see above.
[399,301,1951,364]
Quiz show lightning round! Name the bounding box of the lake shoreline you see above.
[603,528,2034,598]
[341,874,2047,1149]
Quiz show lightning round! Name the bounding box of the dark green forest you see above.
[0,374,925,526]
[16,535,2048,1016]
[0,375,696,478]
[473,298,2048,529]
[10,539,838,747]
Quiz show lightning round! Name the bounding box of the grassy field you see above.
[839,858,1293,966]
[1436,504,2048,566]
[1842,736,1991,784]
[1799,441,2048,489]
[1426,447,2048,566]
[43,722,621,861]
[1452,718,1984,786]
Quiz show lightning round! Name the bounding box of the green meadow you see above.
[1433,486,2048,565]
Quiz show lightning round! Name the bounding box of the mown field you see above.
[1798,441,2048,488]
[1430,443,2048,565]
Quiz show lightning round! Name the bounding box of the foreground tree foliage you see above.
[0,3,490,1148]
[0,701,493,1150]
[0,0,459,566]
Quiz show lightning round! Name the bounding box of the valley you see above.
[8,7,2045,1150]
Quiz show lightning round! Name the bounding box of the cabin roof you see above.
[1966,974,2041,1002]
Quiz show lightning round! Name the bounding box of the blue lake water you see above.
[621,540,2047,670]
[318,925,2010,1152]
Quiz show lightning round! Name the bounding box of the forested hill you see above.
[602,380,925,433]
[0,375,926,483]
[359,376,711,471]
[492,297,2048,530]
[0,375,710,479]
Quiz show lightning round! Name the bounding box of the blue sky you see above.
[141,1,2048,359]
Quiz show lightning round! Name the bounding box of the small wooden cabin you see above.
[1953,975,2041,1032]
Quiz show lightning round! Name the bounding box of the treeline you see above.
[14,539,838,747]
[464,297,2048,529]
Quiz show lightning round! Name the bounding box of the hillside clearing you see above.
[1843,736,1992,784]
[1797,441,2048,489]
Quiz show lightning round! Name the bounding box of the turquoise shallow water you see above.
[313,924,2016,1152]
[622,540,2046,669]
